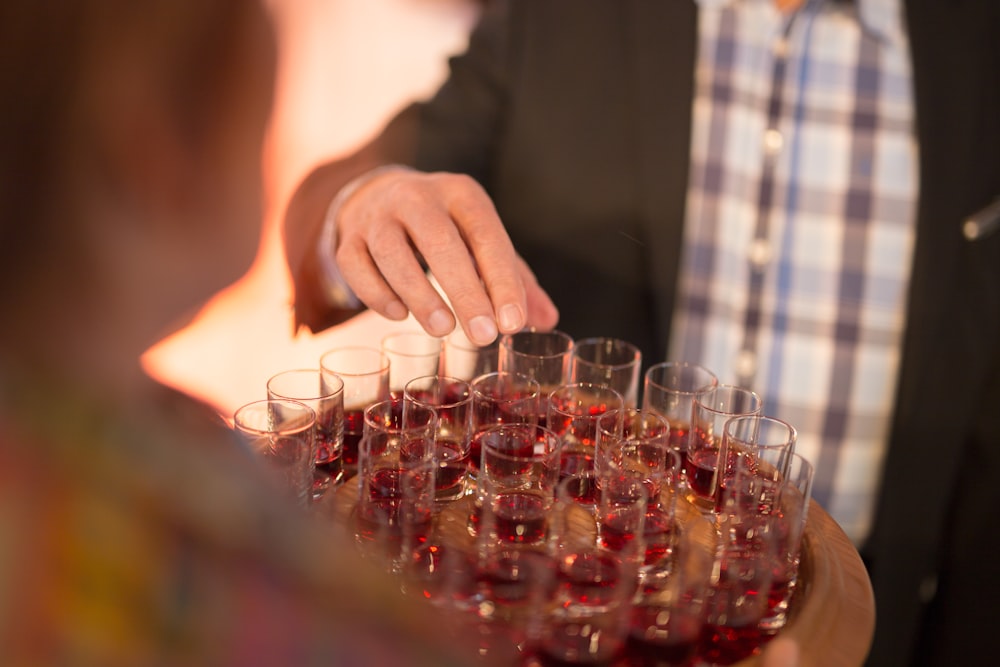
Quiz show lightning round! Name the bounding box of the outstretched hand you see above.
[333,166,559,345]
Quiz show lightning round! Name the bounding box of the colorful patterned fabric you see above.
[0,383,467,666]
[670,0,917,543]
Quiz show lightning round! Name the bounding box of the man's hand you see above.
[333,166,559,345]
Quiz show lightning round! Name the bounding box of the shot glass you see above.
[266,368,345,499]
[354,399,438,571]
[716,414,796,513]
[232,398,316,508]
[404,374,474,468]
[537,546,636,666]
[499,329,574,417]
[474,545,557,663]
[469,371,541,474]
[641,361,718,489]
[551,472,601,558]
[477,423,562,549]
[595,407,682,574]
[626,531,714,666]
[686,384,762,511]
[547,382,624,478]
[698,536,777,665]
[595,407,676,500]
[381,330,443,398]
[570,336,642,408]
[596,472,650,567]
[441,326,500,382]
[760,451,814,634]
[319,346,390,471]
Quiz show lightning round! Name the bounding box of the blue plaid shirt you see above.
[670,0,917,544]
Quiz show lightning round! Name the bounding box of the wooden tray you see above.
[318,479,874,666]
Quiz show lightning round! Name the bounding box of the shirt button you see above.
[919,575,938,603]
[764,128,783,155]
[749,237,772,268]
[774,36,789,58]
[735,349,757,380]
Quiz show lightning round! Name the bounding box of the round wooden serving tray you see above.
[319,481,874,666]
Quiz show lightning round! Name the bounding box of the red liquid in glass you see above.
[698,554,770,665]
[625,632,700,667]
[342,408,365,467]
[534,636,623,667]
[560,449,595,478]
[562,475,601,506]
[599,508,642,553]
[767,576,792,613]
[686,449,718,499]
[477,550,553,605]
[365,466,404,506]
[557,550,622,605]
[491,491,548,544]
[433,438,470,495]
[698,622,767,666]
[668,421,690,451]
[642,507,675,566]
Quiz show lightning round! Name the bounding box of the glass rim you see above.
[723,413,797,446]
[470,370,541,399]
[596,406,671,437]
[403,374,472,408]
[547,382,625,412]
[477,422,562,460]
[362,397,438,433]
[571,336,642,370]
[693,383,762,416]
[380,330,443,358]
[266,367,344,401]
[232,398,316,435]
[499,328,574,359]
[319,346,390,376]
[643,360,719,396]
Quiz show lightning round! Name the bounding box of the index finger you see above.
[441,177,528,335]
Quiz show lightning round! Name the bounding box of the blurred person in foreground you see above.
[0,1,476,664]
[284,1,1000,665]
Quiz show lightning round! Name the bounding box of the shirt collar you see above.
[693,0,906,47]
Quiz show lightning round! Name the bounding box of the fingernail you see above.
[427,308,453,336]
[498,304,524,333]
[384,301,408,320]
[468,315,498,345]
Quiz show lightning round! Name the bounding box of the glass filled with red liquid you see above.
[404,374,474,497]
[477,423,561,549]
[266,368,345,500]
[596,472,650,568]
[354,398,437,572]
[469,371,541,475]
[715,414,796,514]
[641,361,718,495]
[319,346,390,474]
[533,546,636,666]
[625,530,714,667]
[697,540,776,666]
[499,329,574,428]
[686,385,762,512]
[547,382,624,479]
[233,398,316,509]
[570,336,642,409]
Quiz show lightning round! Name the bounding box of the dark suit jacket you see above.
[287,2,1000,664]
